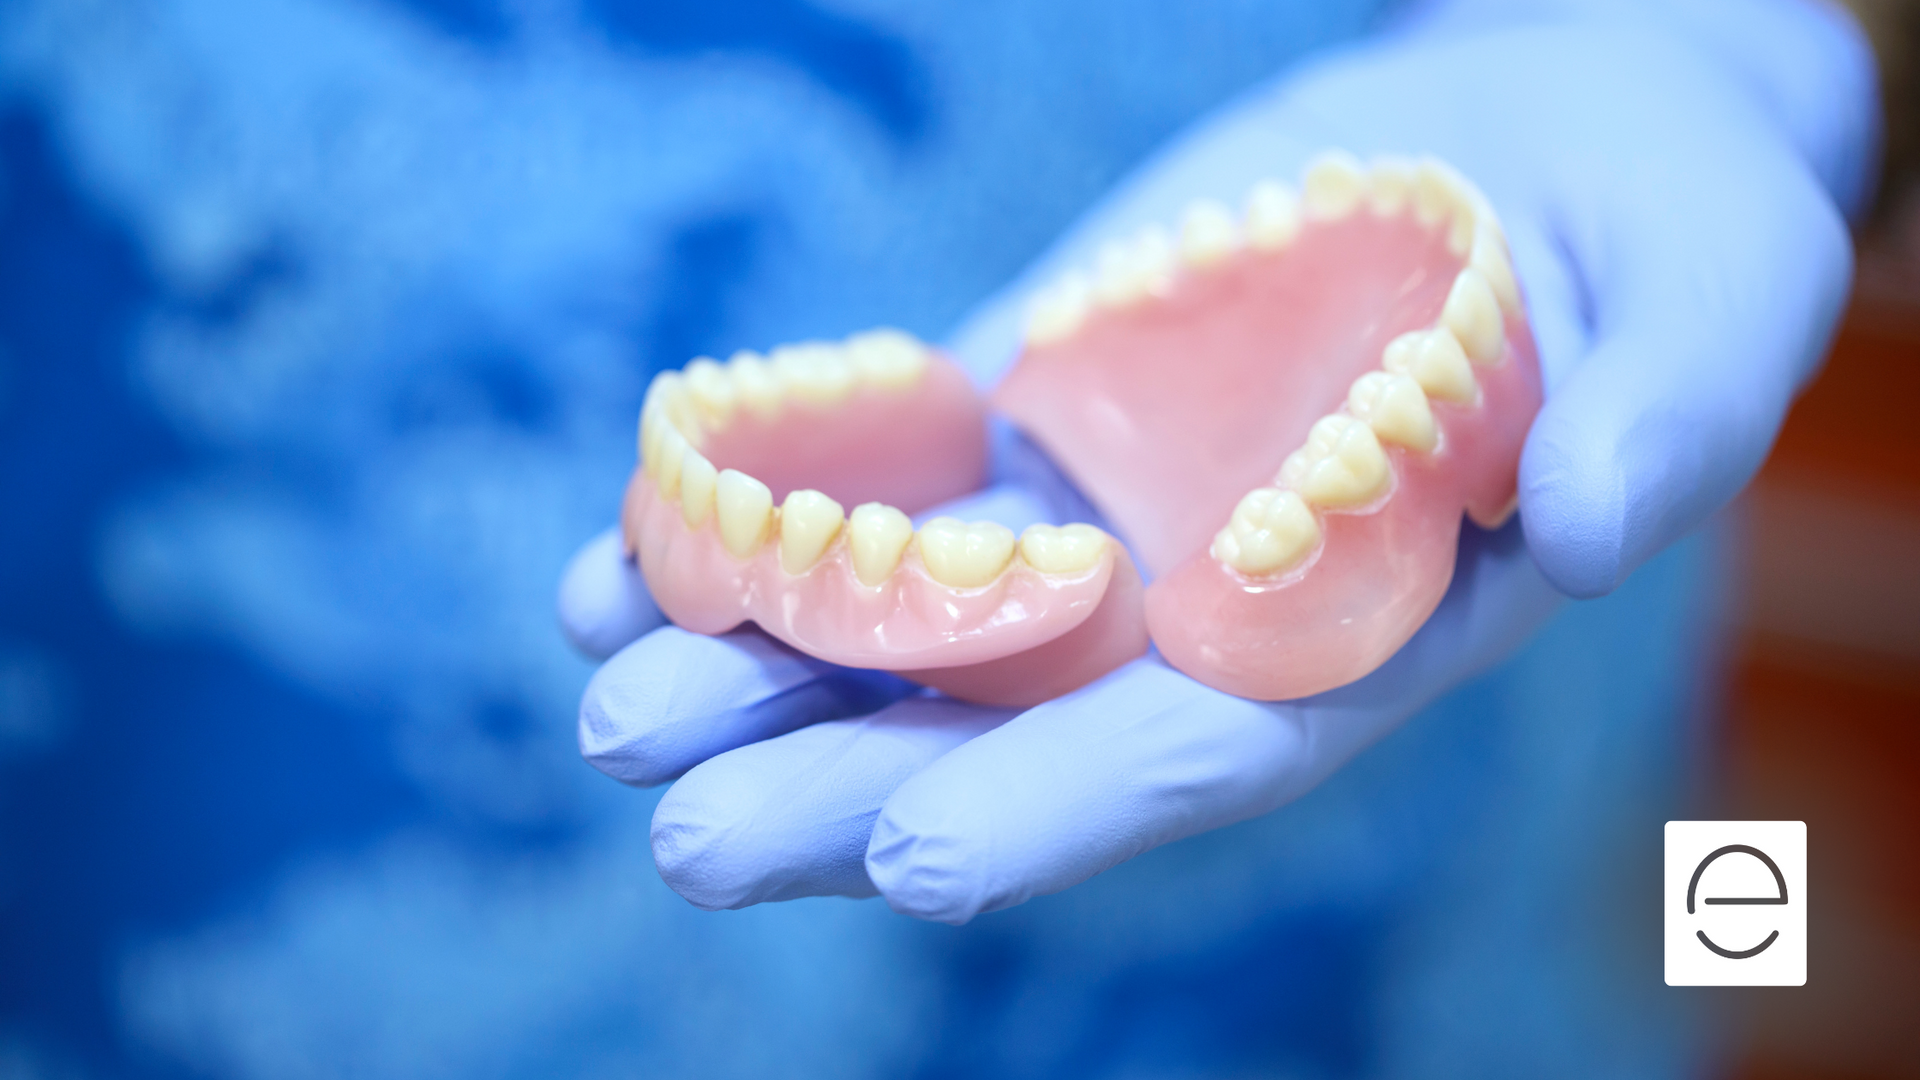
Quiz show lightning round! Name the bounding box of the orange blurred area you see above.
[1723,252,1920,1077]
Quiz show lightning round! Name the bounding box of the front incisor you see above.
[655,426,690,498]
[1367,156,1415,215]
[1213,487,1320,576]
[1348,371,1438,453]
[917,517,1016,588]
[1018,523,1107,575]
[728,351,785,418]
[779,489,845,574]
[1441,268,1505,364]
[1280,415,1391,508]
[683,357,736,426]
[1383,327,1477,404]
[715,469,774,558]
[679,451,718,527]
[848,502,914,586]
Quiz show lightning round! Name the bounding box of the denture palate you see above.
[997,150,1543,701]
[621,328,1150,708]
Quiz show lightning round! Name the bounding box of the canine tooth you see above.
[1279,415,1390,508]
[1018,523,1107,575]
[845,328,929,389]
[848,502,914,586]
[771,341,855,406]
[1243,180,1300,250]
[715,469,774,558]
[1348,371,1438,453]
[1367,156,1415,215]
[1383,328,1476,404]
[916,517,1016,588]
[1441,269,1505,364]
[1470,224,1521,314]
[728,350,785,418]
[1025,270,1093,345]
[1211,487,1319,576]
[1179,199,1239,266]
[683,357,736,426]
[1094,226,1176,307]
[1302,150,1367,220]
[655,425,690,499]
[778,489,844,574]
[679,450,718,528]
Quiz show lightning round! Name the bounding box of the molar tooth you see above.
[1367,156,1415,215]
[1383,328,1477,404]
[1179,199,1240,267]
[778,489,844,574]
[844,328,929,389]
[1441,268,1505,364]
[683,357,736,426]
[655,425,690,499]
[728,350,785,418]
[848,502,915,586]
[916,517,1016,588]
[1348,371,1437,453]
[1212,487,1319,576]
[1302,150,1367,220]
[1018,523,1107,575]
[1280,415,1391,508]
[771,341,855,406]
[679,450,717,528]
[1242,180,1300,250]
[1025,270,1093,345]
[715,469,774,558]
[1469,224,1521,315]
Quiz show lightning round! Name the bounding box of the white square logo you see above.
[1664,820,1806,986]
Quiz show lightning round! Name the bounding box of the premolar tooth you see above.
[1279,415,1390,508]
[1179,199,1239,267]
[1094,226,1176,307]
[679,450,717,528]
[1243,180,1300,250]
[844,328,929,389]
[1441,269,1505,364]
[1412,158,1456,229]
[917,517,1016,588]
[1302,150,1367,220]
[1025,270,1092,345]
[848,502,914,586]
[1212,487,1319,576]
[728,350,785,418]
[1348,371,1438,453]
[1469,224,1521,315]
[715,469,774,558]
[1018,523,1107,575]
[1383,328,1477,404]
[655,425,690,499]
[683,357,736,426]
[1367,156,1415,215]
[778,489,844,574]
[771,342,855,406]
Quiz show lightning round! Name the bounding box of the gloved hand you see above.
[561,0,1876,922]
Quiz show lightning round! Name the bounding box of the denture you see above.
[621,151,1540,704]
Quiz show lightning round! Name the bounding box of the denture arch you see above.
[621,150,1541,704]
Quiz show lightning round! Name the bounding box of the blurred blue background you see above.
[0,1,1722,1076]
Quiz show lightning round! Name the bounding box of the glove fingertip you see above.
[558,527,663,659]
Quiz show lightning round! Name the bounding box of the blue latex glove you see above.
[561,0,1875,922]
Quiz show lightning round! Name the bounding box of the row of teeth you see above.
[1024,150,1521,347]
[639,327,932,445]
[638,330,1108,589]
[1213,188,1522,578]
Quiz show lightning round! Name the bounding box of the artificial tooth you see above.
[1390,326,1474,401]
[1093,226,1176,307]
[1025,270,1093,345]
[1179,199,1240,267]
[647,372,698,439]
[1441,268,1505,364]
[715,469,775,559]
[1018,522,1107,575]
[728,350,785,418]
[639,401,663,476]
[771,341,855,406]
[679,450,718,528]
[1412,158,1457,229]
[683,357,737,426]
[1211,487,1320,576]
[916,517,1016,588]
[778,489,845,574]
[1469,223,1521,315]
[1302,150,1367,220]
[1279,414,1391,508]
[847,502,915,586]
[1383,327,1477,404]
[1348,371,1438,453]
[1243,180,1300,250]
[655,425,690,499]
[844,328,929,389]
[1367,156,1415,215]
